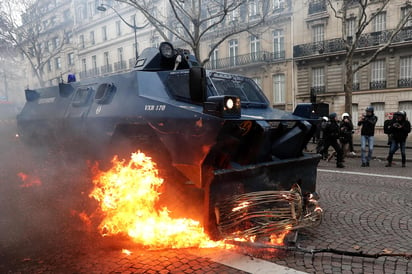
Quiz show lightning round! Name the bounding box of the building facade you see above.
[20,0,412,128]
[22,0,74,88]
[201,0,295,111]
[293,0,412,131]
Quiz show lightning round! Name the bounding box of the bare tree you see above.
[116,0,273,66]
[326,0,412,114]
[0,0,71,87]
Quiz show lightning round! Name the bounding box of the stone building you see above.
[200,0,296,111]
[21,0,412,127]
[22,0,75,88]
[293,0,412,130]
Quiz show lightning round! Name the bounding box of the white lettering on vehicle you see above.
[145,105,166,111]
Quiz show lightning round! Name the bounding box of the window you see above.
[229,39,238,66]
[312,67,325,88]
[399,101,412,120]
[66,31,73,44]
[273,30,284,59]
[373,12,386,32]
[273,74,285,103]
[249,0,258,17]
[103,51,109,67]
[88,2,95,17]
[53,37,60,50]
[252,77,262,88]
[82,58,87,72]
[117,47,124,62]
[102,26,107,41]
[90,31,95,45]
[55,57,61,70]
[80,35,85,49]
[400,56,412,80]
[92,55,97,69]
[399,55,412,87]
[228,9,239,22]
[371,103,384,127]
[346,18,356,37]
[116,21,121,36]
[401,6,412,27]
[68,52,75,66]
[77,6,84,20]
[250,35,260,59]
[370,59,386,89]
[273,0,284,9]
[47,60,52,72]
[312,24,324,42]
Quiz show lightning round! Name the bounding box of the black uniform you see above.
[324,113,344,168]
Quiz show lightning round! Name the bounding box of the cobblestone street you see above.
[1,123,411,273]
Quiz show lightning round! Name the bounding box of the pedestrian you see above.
[339,113,355,157]
[385,111,411,167]
[324,113,344,168]
[316,116,329,159]
[357,106,378,167]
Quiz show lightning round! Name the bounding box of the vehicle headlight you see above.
[203,96,241,118]
[225,98,234,110]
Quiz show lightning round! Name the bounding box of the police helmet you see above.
[366,106,374,113]
[342,112,350,119]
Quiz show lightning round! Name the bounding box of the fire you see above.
[122,249,132,255]
[89,151,218,249]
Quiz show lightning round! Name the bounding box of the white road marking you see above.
[189,248,307,274]
[318,169,412,180]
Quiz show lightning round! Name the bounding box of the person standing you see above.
[324,113,344,168]
[316,116,329,159]
[340,113,354,157]
[357,106,378,167]
[385,111,411,167]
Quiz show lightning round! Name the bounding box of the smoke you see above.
[0,115,96,258]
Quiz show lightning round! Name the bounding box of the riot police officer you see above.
[324,113,344,168]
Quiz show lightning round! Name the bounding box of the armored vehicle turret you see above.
[17,42,321,241]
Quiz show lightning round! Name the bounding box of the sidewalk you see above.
[308,134,412,163]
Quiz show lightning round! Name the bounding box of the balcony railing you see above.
[87,68,100,78]
[294,27,412,58]
[398,78,412,88]
[308,0,326,14]
[101,64,113,74]
[129,58,136,69]
[205,51,285,70]
[353,82,360,91]
[369,80,386,90]
[114,60,127,71]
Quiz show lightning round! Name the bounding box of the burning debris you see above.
[85,151,322,249]
[215,184,322,243]
[88,151,218,249]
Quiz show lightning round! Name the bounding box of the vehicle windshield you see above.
[208,72,269,107]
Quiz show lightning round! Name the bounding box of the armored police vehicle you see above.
[17,42,321,241]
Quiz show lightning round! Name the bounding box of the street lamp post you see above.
[97,3,147,60]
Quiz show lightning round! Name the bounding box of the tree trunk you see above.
[344,57,353,115]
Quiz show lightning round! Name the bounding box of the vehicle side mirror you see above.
[189,67,206,103]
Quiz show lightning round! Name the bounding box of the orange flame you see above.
[89,151,219,249]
